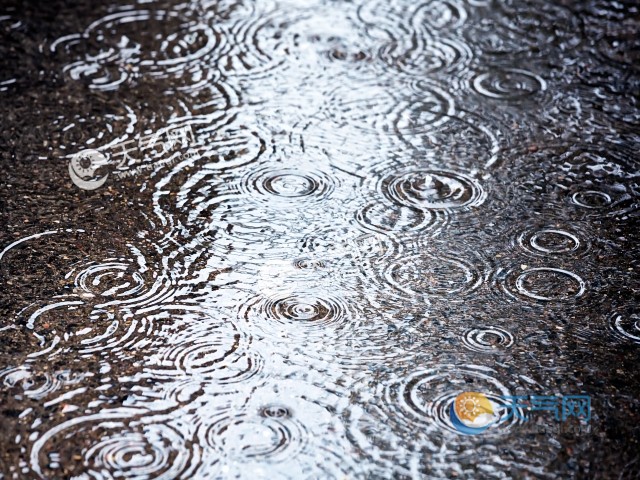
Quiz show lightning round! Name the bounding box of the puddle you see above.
[1,0,639,477]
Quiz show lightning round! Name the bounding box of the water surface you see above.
[0,0,639,478]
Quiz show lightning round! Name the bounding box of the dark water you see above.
[1,0,639,478]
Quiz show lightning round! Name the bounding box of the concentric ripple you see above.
[472,69,547,100]
[355,200,431,234]
[215,5,308,78]
[346,363,524,465]
[462,326,515,353]
[359,0,468,33]
[344,363,537,476]
[195,378,357,478]
[323,80,454,135]
[201,411,305,462]
[498,266,586,302]
[380,36,473,76]
[358,0,472,75]
[155,124,270,228]
[507,147,640,218]
[6,1,639,478]
[608,311,640,344]
[77,306,185,356]
[380,169,486,211]
[55,96,138,159]
[517,227,587,256]
[53,10,223,90]
[239,165,336,204]
[0,366,86,401]
[412,0,468,31]
[84,425,199,479]
[239,291,356,342]
[495,0,584,51]
[188,124,268,170]
[67,253,175,311]
[397,112,503,169]
[144,314,263,386]
[32,419,199,479]
[71,259,146,298]
[391,83,456,134]
[571,190,613,209]
[234,6,374,74]
[464,19,528,56]
[384,251,483,299]
[388,366,522,435]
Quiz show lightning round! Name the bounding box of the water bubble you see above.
[260,404,292,419]
[595,33,640,66]
[292,257,327,270]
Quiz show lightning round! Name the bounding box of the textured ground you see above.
[0,0,639,478]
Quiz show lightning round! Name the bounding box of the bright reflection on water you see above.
[0,0,639,477]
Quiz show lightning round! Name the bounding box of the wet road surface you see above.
[0,0,639,478]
